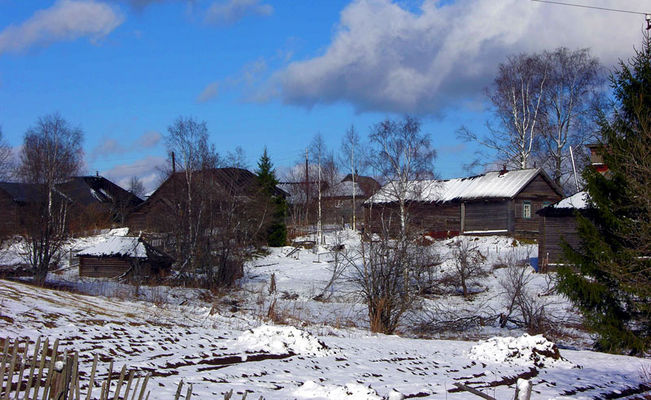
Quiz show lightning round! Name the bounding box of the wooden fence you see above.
[0,337,186,400]
[1,337,262,400]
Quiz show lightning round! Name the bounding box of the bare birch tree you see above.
[459,53,548,170]
[538,47,604,188]
[340,125,362,230]
[368,115,436,239]
[0,127,13,180]
[164,116,219,278]
[349,116,438,334]
[18,114,83,285]
[128,176,146,199]
[309,134,327,246]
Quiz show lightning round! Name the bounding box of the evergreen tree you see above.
[558,33,651,354]
[256,148,287,247]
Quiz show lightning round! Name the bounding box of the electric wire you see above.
[531,0,648,16]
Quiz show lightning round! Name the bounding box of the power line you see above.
[531,0,648,16]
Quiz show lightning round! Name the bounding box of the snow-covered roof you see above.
[323,181,364,198]
[549,191,590,210]
[367,168,551,204]
[77,236,147,258]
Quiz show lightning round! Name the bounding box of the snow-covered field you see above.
[1,229,650,399]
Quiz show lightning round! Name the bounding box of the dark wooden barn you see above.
[537,191,590,271]
[76,236,173,279]
[365,168,564,239]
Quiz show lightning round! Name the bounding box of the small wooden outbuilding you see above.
[77,236,173,279]
[537,191,590,271]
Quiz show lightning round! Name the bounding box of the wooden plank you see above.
[14,339,30,400]
[85,354,98,400]
[3,338,19,400]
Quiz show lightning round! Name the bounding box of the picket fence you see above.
[0,337,259,400]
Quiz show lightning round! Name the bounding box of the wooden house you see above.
[57,176,143,229]
[365,168,563,238]
[322,174,380,226]
[77,236,173,279]
[0,182,43,237]
[127,167,284,233]
[537,191,590,271]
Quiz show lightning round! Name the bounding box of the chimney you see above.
[587,143,608,174]
[499,164,508,176]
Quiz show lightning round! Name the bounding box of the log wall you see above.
[79,256,133,278]
[464,201,509,233]
[539,214,580,269]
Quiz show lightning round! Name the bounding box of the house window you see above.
[522,201,532,219]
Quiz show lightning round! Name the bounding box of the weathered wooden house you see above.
[365,168,563,238]
[322,174,380,226]
[0,182,44,237]
[0,176,141,237]
[127,167,284,233]
[76,236,173,278]
[57,176,143,229]
[537,191,590,271]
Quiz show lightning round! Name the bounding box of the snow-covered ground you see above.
[1,229,649,399]
[1,279,649,399]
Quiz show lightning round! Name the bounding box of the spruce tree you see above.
[256,148,287,247]
[558,33,651,354]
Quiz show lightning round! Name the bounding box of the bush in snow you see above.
[448,236,486,298]
[498,251,556,334]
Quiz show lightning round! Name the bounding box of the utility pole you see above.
[304,148,309,227]
[317,146,322,249]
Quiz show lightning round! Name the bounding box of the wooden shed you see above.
[365,168,563,239]
[77,236,173,279]
[537,191,590,271]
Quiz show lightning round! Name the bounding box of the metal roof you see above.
[367,168,555,204]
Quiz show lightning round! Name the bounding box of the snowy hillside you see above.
[1,279,649,399]
[1,230,649,398]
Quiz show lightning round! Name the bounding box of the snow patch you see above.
[551,191,590,209]
[468,334,575,368]
[236,325,333,356]
[293,380,382,400]
[76,236,146,258]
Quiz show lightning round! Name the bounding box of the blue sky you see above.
[0,0,648,190]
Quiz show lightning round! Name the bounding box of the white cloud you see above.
[92,138,126,158]
[197,81,219,102]
[205,0,273,26]
[0,0,124,55]
[92,131,163,160]
[198,58,267,102]
[103,155,167,193]
[137,131,162,148]
[275,0,649,115]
